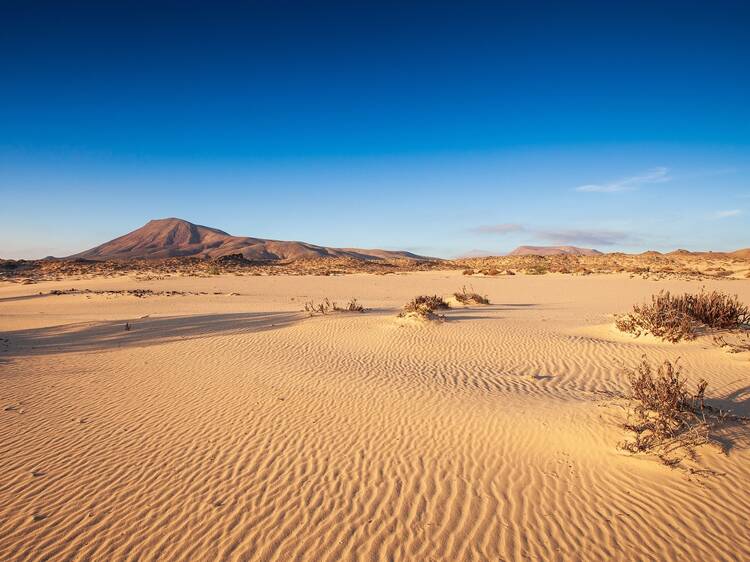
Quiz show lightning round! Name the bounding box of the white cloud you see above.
[575,167,671,193]
[713,209,742,219]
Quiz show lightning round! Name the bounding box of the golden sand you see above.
[1,271,749,561]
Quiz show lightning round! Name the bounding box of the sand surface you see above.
[1,271,749,561]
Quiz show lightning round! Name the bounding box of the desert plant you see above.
[524,264,548,275]
[337,297,365,312]
[453,285,490,305]
[304,298,333,315]
[616,289,749,342]
[679,289,749,328]
[619,357,731,465]
[304,297,366,315]
[398,294,450,319]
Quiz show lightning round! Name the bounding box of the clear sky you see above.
[1,0,748,259]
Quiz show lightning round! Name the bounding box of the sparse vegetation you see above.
[524,264,548,275]
[4,250,750,282]
[398,294,450,320]
[303,297,366,315]
[616,289,749,342]
[304,298,334,315]
[340,297,365,312]
[453,285,490,305]
[619,357,735,466]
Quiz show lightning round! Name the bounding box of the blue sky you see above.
[1,1,748,258]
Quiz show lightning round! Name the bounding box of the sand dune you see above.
[1,272,749,561]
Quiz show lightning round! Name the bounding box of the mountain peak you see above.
[69,219,431,262]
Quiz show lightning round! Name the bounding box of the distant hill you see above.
[665,248,750,258]
[457,250,499,258]
[69,218,432,261]
[508,245,603,256]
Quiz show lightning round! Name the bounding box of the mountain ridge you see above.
[507,245,603,256]
[69,218,432,261]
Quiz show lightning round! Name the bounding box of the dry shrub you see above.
[340,297,365,312]
[462,268,475,276]
[399,294,450,319]
[524,264,548,275]
[304,298,333,315]
[304,297,366,315]
[620,357,730,465]
[453,285,490,305]
[682,290,749,327]
[616,289,749,342]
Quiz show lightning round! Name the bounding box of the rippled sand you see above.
[1,271,749,561]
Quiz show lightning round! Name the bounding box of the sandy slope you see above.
[1,272,749,561]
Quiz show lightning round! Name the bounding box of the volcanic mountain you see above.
[508,245,603,256]
[70,218,431,261]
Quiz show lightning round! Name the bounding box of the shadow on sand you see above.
[1,312,303,358]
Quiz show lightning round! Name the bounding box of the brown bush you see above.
[453,285,490,305]
[616,289,749,342]
[399,294,450,319]
[304,297,366,315]
[304,298,333,315]
[339,297,365,312]
[620,357,726,465]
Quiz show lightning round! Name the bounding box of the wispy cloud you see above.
[712,209,742,219]
[470,223,633,247]
[535,228,633,246]
[469,223,525,234]
[575,167,671,193]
